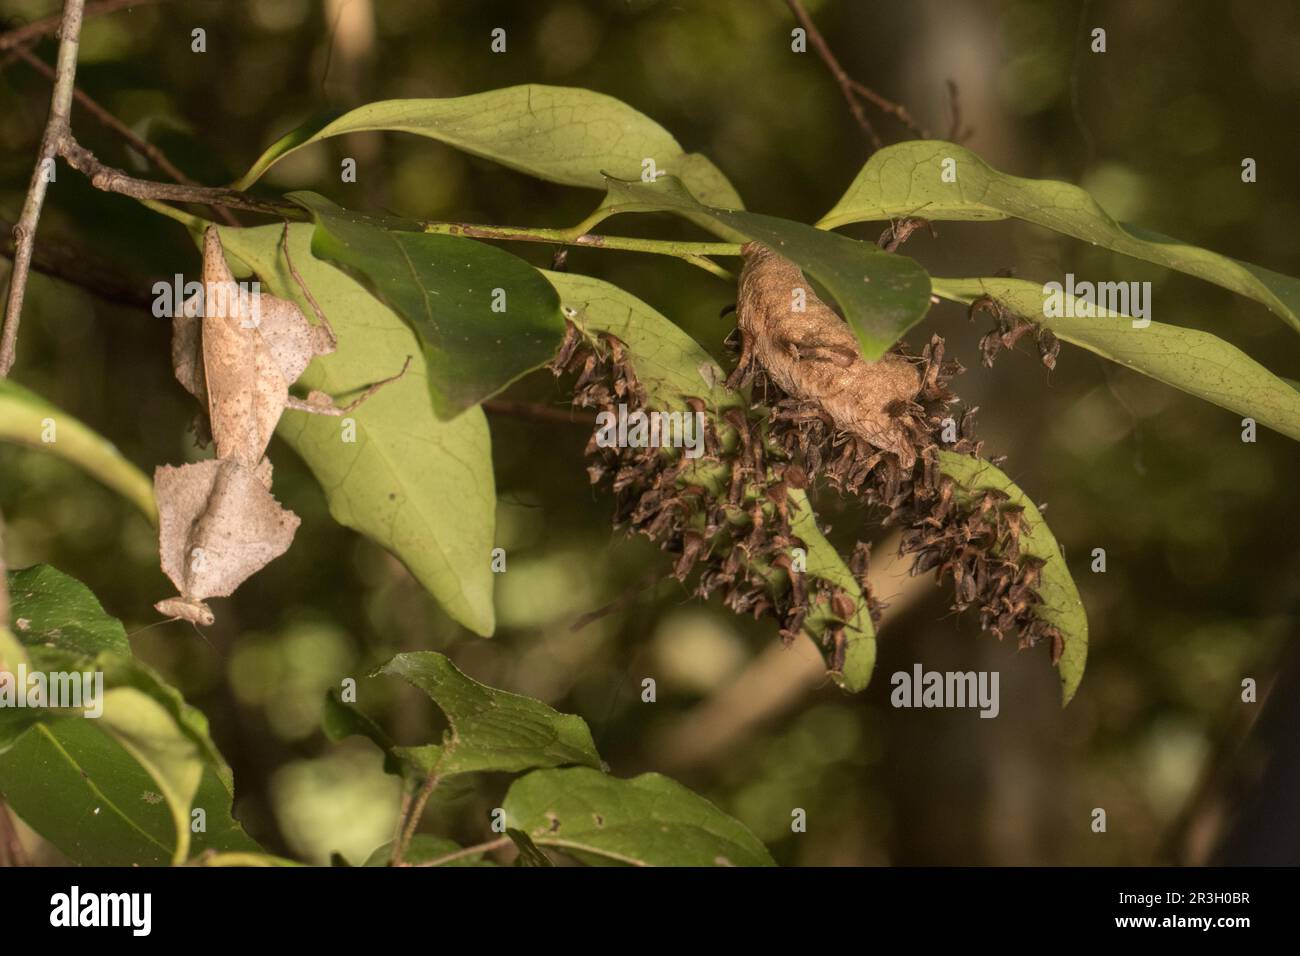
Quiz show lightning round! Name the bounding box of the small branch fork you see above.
[57,138,294,215]
[784,0,973,149]
[7,43,239,227]
[388,765,513,867]
[0,0,282,374]
[390,770,440,866]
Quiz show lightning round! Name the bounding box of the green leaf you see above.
[236,84,743,208]
[0,378,155,521]
[290,192,566,419]
[364,835,495,867]
[0,720,180,865]
[0,681,253,866]
[595,175,932,359]
[788,489,875,691]
[322,689,393,750]
[544,269,741,412]
[505,828,554,866]
[503,767,774,866]
[820,140,1300,334]
[214,224,496,636]
[0,565,262,863]
[0,624,27,678]
[935,453,1089,704]
[379,651,602,778]
[4,563,131,658]
[934,277,1300,443]
[321,689,406,779]
[5,567,235,774]
[545,271,876,689]
[95,687,204,864]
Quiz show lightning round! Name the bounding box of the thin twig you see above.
[9,43,239,226]
[413,836,512,868]
[0,0,86,377]
[391,771,439,866]
[0,0,167,52]
[389,786,413,862]
[58,135,296,215]
[569,569,665,633]
[785,0,929,148]
[784,0,880,149]
[845,77,929,140]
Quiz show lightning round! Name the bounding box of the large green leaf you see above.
[94,687,204,864]
[503,766,774,866]
[214,224,496,636]
[0,565,261,863]
[935,454,1088,704]
[0,719,181,865]
[6,566,236,776]
[235,84,743,208]
[0,378,155,521]
[545,271,875,690]
[934,277,1300,443]
[378,651,602,778]
[4,563,130,658]
[290,192,566,419]
[820,140,1300,334]
[588,175,932,359]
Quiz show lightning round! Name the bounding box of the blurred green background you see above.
[3,0,1299,865]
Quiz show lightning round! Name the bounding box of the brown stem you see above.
[10,43,239,226]
[569,569,665,633]
[0,0,169,52]
[0,0,85,377]
[845,77,929,140]
[413,836,512,868]
[58,136,296,215]
[784,0,880,149]
[391,771,439,866]
[784,0,930,148]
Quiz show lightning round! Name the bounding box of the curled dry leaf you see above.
[172,227,337,466]
[154,459,301,626]
[729,242,923,467]
[156,226,406,624]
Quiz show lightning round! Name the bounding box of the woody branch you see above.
[0,0,85,376]
[0,0,286,375]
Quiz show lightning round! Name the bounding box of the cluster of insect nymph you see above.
[551,220,1067,678]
